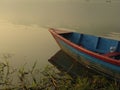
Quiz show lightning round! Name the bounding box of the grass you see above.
[0,61,119,90]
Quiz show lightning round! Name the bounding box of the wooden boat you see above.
[49,28,120,80]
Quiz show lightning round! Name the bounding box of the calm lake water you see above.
[0,1,120,70]
[0,20,120,70]
[0,1,120,88]
[0,20,60,69]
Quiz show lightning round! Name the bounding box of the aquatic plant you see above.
[0,61,119,90]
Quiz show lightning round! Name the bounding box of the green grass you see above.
[0,61,119,90]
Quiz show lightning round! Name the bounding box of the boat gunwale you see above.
[49,28,120,66]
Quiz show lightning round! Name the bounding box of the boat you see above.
[49,28,120,80]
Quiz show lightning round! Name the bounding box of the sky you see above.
[0,0,120,29]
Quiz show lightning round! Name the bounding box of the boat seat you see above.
[103,52,120,57]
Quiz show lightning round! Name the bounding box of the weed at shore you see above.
[0,61,119,90]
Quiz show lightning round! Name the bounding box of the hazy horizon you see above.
[0,0,120,30]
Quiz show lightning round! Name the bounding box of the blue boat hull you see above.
[55,36,120,80]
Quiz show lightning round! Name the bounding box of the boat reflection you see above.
[48,50,99,78]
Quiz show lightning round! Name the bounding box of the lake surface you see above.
[0,1,120,69]
[0,1,120,88]
[0,20,120,70]
[0,20,59,69]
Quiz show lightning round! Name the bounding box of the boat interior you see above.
[60,32,120,60]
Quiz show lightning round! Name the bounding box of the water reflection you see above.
[48,50,99,78]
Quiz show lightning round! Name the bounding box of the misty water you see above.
[0,21,59,69]
[0,21,120,71]
[0,0,120,71]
